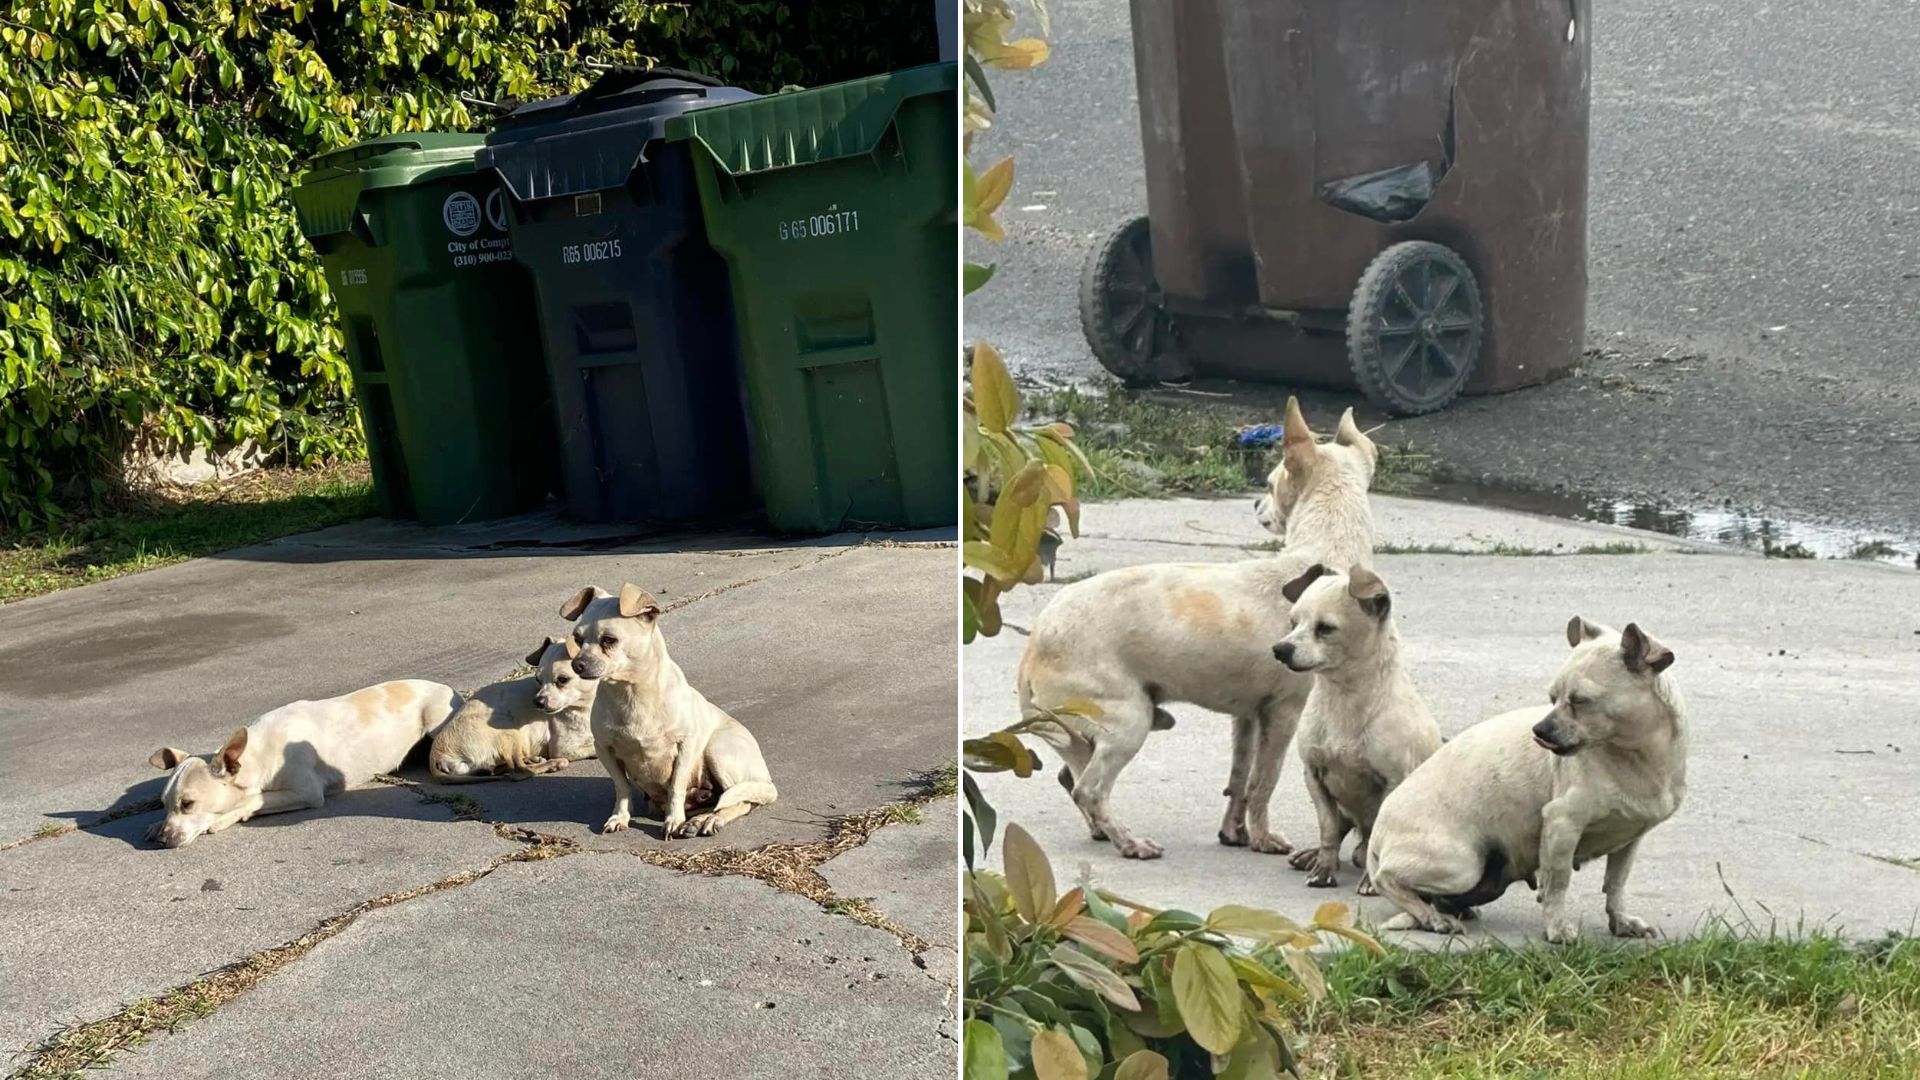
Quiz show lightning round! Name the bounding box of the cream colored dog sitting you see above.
[429,638,600,782]
[146,679,459,848]
[1271,564,1441,894]
[1367,618,1685,942]
[1020,399,1378,859]
[562,584,777,838]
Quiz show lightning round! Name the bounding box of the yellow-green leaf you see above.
[970,342,1018,433]
[1032,1027,1088,1080]
[1205,905,1307,940]
[1312,902,1353,930]
[1279,945,1327,1002]
[963,1019,1006,1080]
[1171,942,1243,1054]
[1002,822,1057,923]
[1114,1049,1171,1080]
[1049,942,1141,1011]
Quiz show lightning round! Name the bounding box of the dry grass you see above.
[0,823,77,853]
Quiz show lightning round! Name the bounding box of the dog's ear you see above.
[1565,615,1606,647]
[563,635,581,659]
[1333,408,1377,464]
[1281,563,1329,604]
[1620,622,1675,675]
[215,727,248,776]
[524,636,557,668]
[149,747,189,771]
[617,582,662,621]
[1347,565,1390,620]
[558,587,599,621]
[1281,396,1319,475]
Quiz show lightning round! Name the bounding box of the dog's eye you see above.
[1314,621,1335,638]
[179,799,194,812]
[556,675,570,686]
[599,635,616,649]
[1567,695,1589,708]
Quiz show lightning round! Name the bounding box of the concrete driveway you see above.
[0,513,958,1077]
[964,494,1920,946]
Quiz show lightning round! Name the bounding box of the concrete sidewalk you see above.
[0,514,958,1075]
[965,495,1920,945]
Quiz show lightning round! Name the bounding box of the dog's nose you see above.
[1273,642,1295,664]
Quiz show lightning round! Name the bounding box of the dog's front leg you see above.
[1244,702,1301,855]
[661,732,710,839]
[206,792,266,834]
[1217,715,1257,847]
[1538,798,1585,943]
[595,742,636,833]
[1602,837,1656,938]
[1295,768,1350,888]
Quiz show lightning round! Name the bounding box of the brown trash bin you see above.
[1081,0,1592,415]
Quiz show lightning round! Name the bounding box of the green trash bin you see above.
[292,133,555,525]
[666,64,958,533]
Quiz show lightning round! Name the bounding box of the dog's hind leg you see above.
[1370,864,1468,935]
[1069,694,1160,859]
[1218,714,1258,847]
[681,726,778,837]
[1244,695,1303,855]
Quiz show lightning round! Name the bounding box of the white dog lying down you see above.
[1367,618,1685,942]
[146,679,460,847]
[429,638,599,781]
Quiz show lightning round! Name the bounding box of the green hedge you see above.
[0,0,934,532]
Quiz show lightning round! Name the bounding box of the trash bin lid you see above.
[663,63,955,176]
[293,132,487,239]
[478,68,756,202]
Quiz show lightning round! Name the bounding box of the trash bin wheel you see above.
[1347,241,1483,416]
[1080,215,1188,386]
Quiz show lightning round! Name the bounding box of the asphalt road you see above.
[966,0,1920,540]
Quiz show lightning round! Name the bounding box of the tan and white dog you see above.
[1019,399,1378,859]
[146,679,460,848]
[1271,564,1442,894]
[428,638,599,782]
[562,584,777,838]
[1367,618,1685,942]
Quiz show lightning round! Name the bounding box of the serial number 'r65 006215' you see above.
[561,239,622,264]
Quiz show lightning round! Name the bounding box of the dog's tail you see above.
[712,779,778,810]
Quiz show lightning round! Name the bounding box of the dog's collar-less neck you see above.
[1278,477,1376,569]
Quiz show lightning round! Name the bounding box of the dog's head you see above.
[528,635,597,714]
[560,583,664,681]
[146,730,252,848]
[1531,617,1677,757]
[1271,563,1393,673]
[1254,398,1377,537]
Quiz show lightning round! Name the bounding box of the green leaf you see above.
[1142,909,1206,935]
[1114,1050,1171,1080]
[1205,905,1307,941]
[1048,942,1140,1011]
[1171,942,1243,1054]
[962,771,997,859]
[964,261,997,294]
[963,1019,1007,1080]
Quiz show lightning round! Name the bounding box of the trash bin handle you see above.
[573,65,723,109]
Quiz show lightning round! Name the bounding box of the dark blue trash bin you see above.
[479,67,758,523]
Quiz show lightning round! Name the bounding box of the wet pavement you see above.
[965,0,1920,539]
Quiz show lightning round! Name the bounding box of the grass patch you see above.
[1023,384,1427,502]
[1848,540,1902,561]
[1302,933,1920,1079]
[914,762,960,800]
[0,463,374,603]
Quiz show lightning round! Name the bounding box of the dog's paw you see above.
[1248,832,1293,856]
[599,813,631,834]
[1218,826,1248,848]
[1115,837,1163,860]
[1380,912,1422,932]
[1608,912,1657,939]
[1287,846,1316,871]
[1544,917,1581,944]
[685,812,724,836]
[662,814,687,839]
[1305,849,1341,888]
[1355,873,1378,897]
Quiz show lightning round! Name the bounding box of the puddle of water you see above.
[1407,476,1918,567]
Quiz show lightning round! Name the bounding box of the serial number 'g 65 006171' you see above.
[779,209,860,241]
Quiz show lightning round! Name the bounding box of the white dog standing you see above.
[1019,399,1378,859]
[1367,618,1685,942]
[146,679,459,847]
[562,584,777,838]
[1271,563,1442,894]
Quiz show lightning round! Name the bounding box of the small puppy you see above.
[1020,398,1379,859]
[1272,564,1441,894]
[146,679,459,848]
[429,638,600,782]
[563,584,777,838]
[1367,618,1685,942]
